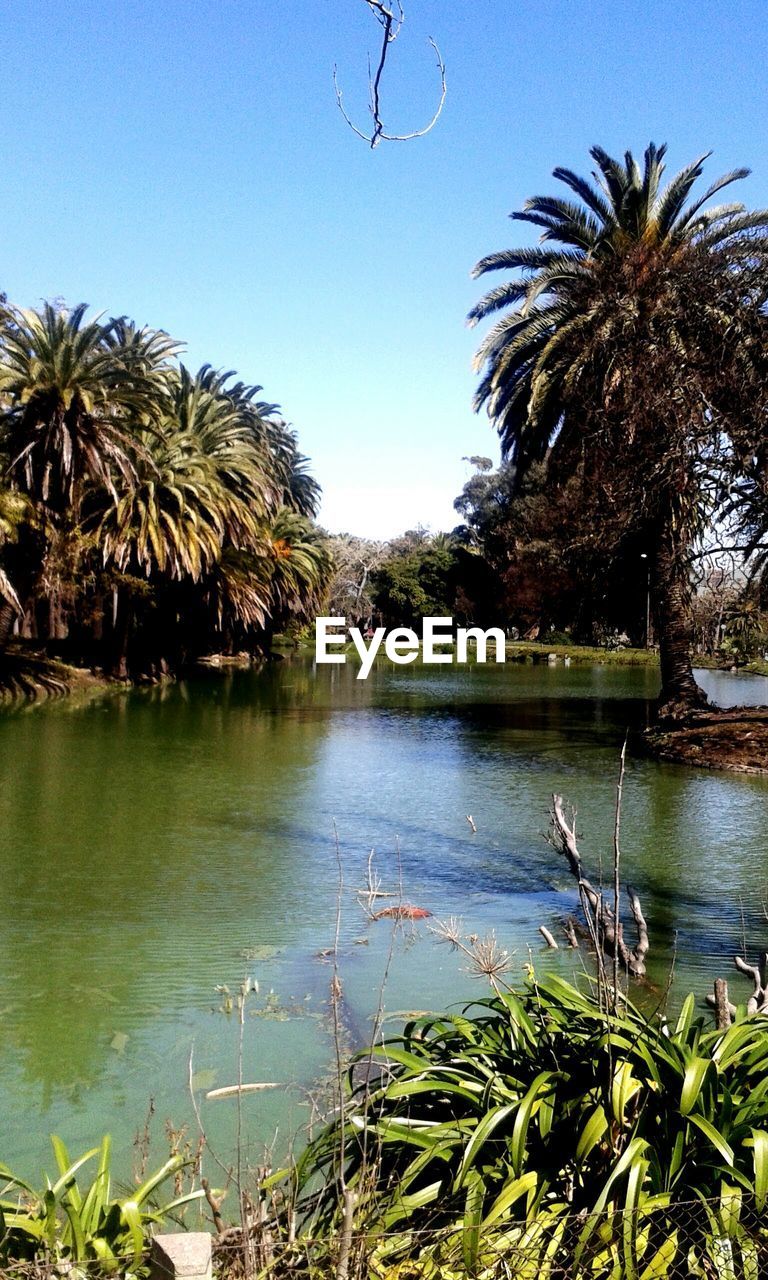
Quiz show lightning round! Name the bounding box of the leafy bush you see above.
[289,974,768,1276]
[0,1135,204,1275]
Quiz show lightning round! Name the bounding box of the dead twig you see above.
[334,2,446,148]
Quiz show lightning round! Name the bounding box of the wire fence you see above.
[3,1194,768,1278]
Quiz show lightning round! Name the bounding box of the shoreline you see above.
[3,643,768,775]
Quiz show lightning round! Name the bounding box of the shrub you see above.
[287,974,768,1276]
[0,1135,204,1275]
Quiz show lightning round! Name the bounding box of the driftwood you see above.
[563,916,580,949]
[708,953,768,1020]
[549,794,649,979]
[708,978,734,1029]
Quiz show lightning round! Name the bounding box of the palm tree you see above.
[0,303,178,515]
[92,368,273,674]
[469,144,768,719]
[261,508,332,648]
[0,303,180,639]
[0,487,26,645]
[265,421,322,518]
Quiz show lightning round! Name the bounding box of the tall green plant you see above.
[469,144,768,720]
[0,1135,206,1275]
[285,974,768,1277]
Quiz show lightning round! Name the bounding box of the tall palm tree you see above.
[0,302,180,639]
[0,487,26,644]
[0,303,179,514]
[265,421,322,518]
[469,144,768,719]
[263,507,332,644]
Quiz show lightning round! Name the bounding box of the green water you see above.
[1,658,768,1178]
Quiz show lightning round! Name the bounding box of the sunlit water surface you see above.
[1,658,767,1177]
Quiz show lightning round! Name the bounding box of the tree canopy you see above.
[469,143,768,717]
[0,299,331,680]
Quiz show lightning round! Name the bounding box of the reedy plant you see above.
[0,1134,206,1276]
[284,973,768,1278]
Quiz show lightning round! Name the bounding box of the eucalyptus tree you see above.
[469,144,768,719]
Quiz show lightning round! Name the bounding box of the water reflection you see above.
[1,657,767,1174]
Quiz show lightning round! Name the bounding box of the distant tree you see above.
[455,460,648,641]
[470,144,768,719]
[324,534,388,623]
[371,530,496,629]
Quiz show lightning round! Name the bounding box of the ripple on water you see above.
[1,658,766,1175]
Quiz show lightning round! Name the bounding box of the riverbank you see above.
[504,640,657,664]
[644,706,768,774]
[0,638,661,709]
[4,641,768,776]
[0,644,268,708]
[0,646,118,708]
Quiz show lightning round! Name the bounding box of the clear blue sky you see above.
[3,0,768,537]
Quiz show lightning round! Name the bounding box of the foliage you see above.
[0,300,332,680]
[322,528,498,631]
[289,973,768,1277]
[0,1134,205,1275]
[369,530,496,629]
[323,533,389,624]
[469,143,768,717]
[456,461,639,641]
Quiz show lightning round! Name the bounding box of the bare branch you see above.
[549,792,648,980]
[627,889,649,969]
[734,953,765,1014]
[334,3,446,148]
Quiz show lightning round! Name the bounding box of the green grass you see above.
[504,641,658,665]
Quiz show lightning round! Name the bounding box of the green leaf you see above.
[50,1143,100,1199]
[62,1198,87,1260]
[674,993,697,1036]
[119,1199,145,1261]
[750,1129,768,1211]
[454,1104,516,1190]
[482,1171,538,1228]
[639,1231,679,1280]
[80,1134,112,1236]
[680,1057,712,1116]
[130,1153,184,1207]
[511,1071,554,1177]
[51,1135,72,1180]
[43,1188,57,1248]
[611,1061,641,1127]
[462,1173,484,1275]
[0,1163,39,1200]
[576,1105,608,1163]
[688,1115,734,1166]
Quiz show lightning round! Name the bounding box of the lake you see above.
[1,657,767,1179]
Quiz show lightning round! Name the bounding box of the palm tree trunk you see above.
[110,589,132,680]
[652,515,708,722]
[0,600,17,650]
